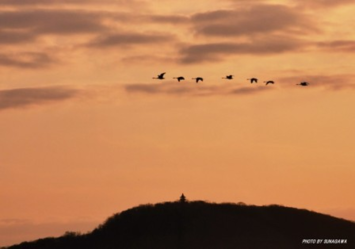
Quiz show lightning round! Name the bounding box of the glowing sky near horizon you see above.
[1,0,355,246]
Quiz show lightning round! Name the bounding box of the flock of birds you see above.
[153,72,310,86]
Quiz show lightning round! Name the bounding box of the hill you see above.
[4,200,355,249]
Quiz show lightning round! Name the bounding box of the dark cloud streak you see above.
[317,40,355,52]
[292,0,355,8]
[278,74,355,90]
[0,87,79,110]
[179,37,306,64]
[0,0,141,5]
[192,4,318,37]
[147,14,189,24]
[0,30,36,44]
[125,83,273,97]
[0,10,108,35]
[0,52,56,69]
[87,32,176,48]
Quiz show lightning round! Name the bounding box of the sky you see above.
[1,0,355,246]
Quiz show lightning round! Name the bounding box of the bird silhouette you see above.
[192,77,203,83]
[153,72,166,80]
[297,82,309,86]
[222,75,233,80]
[248,78,258,83]
[173,76,185,82]
[265,80,274,85]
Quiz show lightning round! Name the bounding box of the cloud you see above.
[125,82,273,97]
[0,3,316,43]
[179,36,306,64]
[0,10,109,36]
[125,75,355,97]
[316,40,355,52]
[230,87,271,95]
[0,0,141,5]
[0,9,181,48]
[292,0,355,8]
[278,74,355,90]
[0,30,36,44]
[0,86,79,110]
[192,4,318,37]
[146,14,189,25]
[0,52,56,69]
[174,3,318,64]
[87,32,176,48]
[121,55,175,64]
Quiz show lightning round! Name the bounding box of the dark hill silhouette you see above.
[4,201,355,249]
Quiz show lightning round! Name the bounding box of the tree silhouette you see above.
[180,193,186,203]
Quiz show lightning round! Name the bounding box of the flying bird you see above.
[153,72,166,80]
[265,80,274,85]
[192,77,203,83]
[222,75,233,80]
[248,78,258,83]
[297,82,309,86]
[173,76,185,82]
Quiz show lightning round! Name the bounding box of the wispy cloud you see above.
[316,40,355,52]
[191,4,318,37]
[0,30,36,44]
[292,0,355,8]
[179,36,306,64]
[87,32,176,48]
[0,0,142,6]
[0,1,350,69]
[278,74,355,90]
[0,8,180,51]
[0,86,79,110]
[173,3,320,64]
[125,74,355,97]
[0,52,56,69]
[229,86,272,95]
[0,10,108,36]
[121,55,175,64]
[125,82,273,96]
[146,14,189,24]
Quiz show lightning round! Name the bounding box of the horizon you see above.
[1,0,355,247]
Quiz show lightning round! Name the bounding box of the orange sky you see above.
[1,0,355,246]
